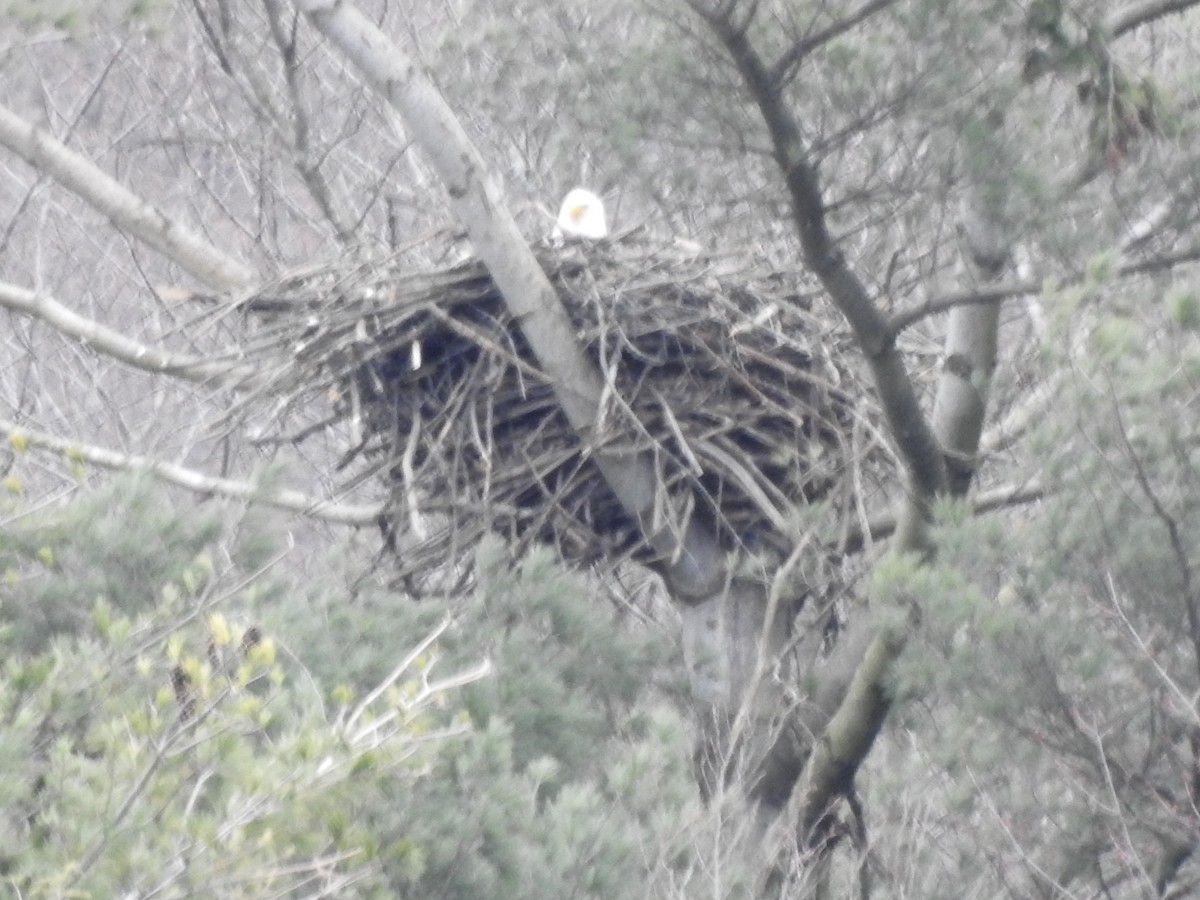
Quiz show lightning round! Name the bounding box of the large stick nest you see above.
[242,234,891,590]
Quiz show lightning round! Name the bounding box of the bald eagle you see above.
[553,188,608,240]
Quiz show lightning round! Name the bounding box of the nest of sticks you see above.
[242,233,889,590]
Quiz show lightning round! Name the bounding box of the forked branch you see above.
[769,0,900,87]
[688,0,946,549]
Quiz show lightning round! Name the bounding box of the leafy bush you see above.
[2,479,708,898]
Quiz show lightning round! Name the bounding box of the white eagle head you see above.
[553,188,608,240]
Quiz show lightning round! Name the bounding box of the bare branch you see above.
[0,39,125,259]
[690,0,946,552]
[840,479,1046,555]
[1118,244,1200,277]
[0,418,381,525]
[260,0,356,242]
[189,0,236,75]
[890,244,1200,335]
[1109,0,1200,36]
[889,280,1040,335]
[0,103,256,291]
[0,280,249,384]
[770,0,901,87]
[197,0,357,243]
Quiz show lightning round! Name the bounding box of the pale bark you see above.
[929,298,1001,496]
[0,103,256,292]
[931,116,1009,496]
[0,418,381,525]
[0,280,249,385]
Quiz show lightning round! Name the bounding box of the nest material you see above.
[246,234,886,588]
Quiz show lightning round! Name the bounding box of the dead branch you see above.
[0,103,256,291]
[1109,0,1200,36]
[770,0,901,87]
[0,279,250,384]
[0,417,381,525]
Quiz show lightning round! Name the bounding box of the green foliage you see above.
[0,479,467,897]
[0,475,224,653]
[270,538,701,898]
[1089,312,1138,358]
[882,289,1200,897]
[464,544,670,773]
[1084,250,1117,284]
[2,478,703,897]
[1165,283,1200,329]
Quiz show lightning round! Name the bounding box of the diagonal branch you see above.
[1108,0,1200,36]
[686,1,951,856]
[791,617,905,841]
[1118,244,1200,277]
[0,418,381,525]
[840,479,1046,555]
[769,0,901,87]
[889,280,1039,334]
[690,0,946,551]
[0,103,256,292]
[0,279,250,385]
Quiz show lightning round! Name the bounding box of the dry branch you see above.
[0,103,255,291]
[0,418,381,525]
[0,280,249,384]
